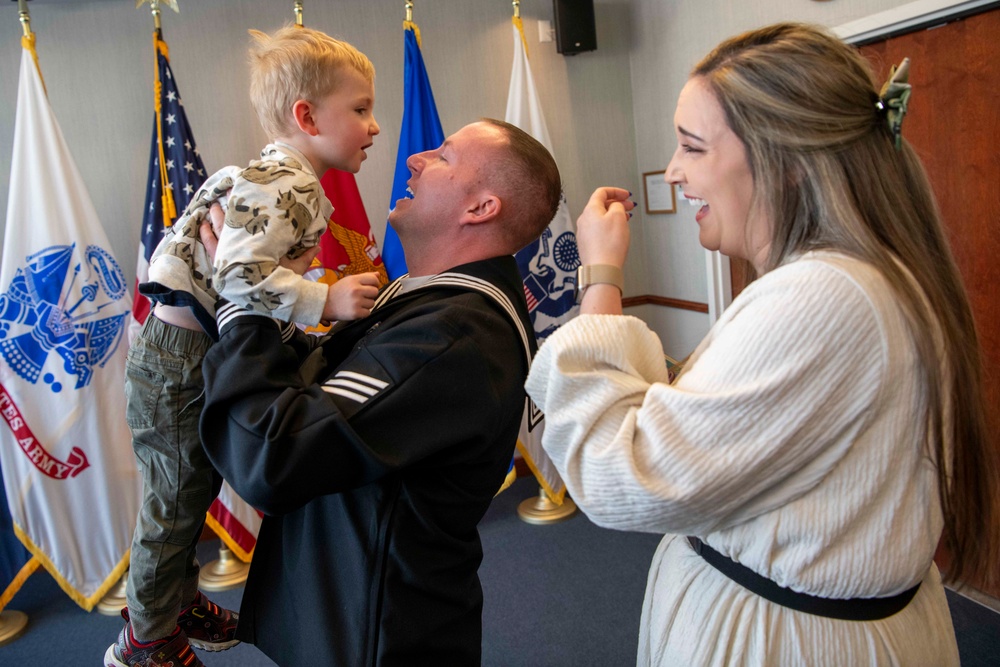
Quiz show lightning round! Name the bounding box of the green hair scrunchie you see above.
[877,57,912,151]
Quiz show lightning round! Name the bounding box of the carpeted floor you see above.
[2,476,998,666]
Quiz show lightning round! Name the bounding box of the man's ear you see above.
[291,99,319,136]
[459,194,501,226]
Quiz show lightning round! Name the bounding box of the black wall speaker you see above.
[553,0,597,56]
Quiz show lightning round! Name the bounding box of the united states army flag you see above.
[0,36,140,610]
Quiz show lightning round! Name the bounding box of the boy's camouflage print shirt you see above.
[143,143,333,333]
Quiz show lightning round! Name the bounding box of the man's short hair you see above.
[478,118,562,253]
[248,25,375,138]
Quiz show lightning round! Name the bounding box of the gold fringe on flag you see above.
[20,33,47,98]
[153,33,178,225]
[404,1,421,47]
[13,523,130,612]
[512,16,529,59]
[512,0,529,58]
[0,556,40,611]
[203,511,255,562]
[403,20,422,48]
[19,0,46,99]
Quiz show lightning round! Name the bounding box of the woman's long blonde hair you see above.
[693,22,997,588]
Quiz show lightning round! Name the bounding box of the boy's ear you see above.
[291,100,319,136]
[459,193,501,226]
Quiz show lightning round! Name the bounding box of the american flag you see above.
[132,35,264,564]
[129,34,206,342]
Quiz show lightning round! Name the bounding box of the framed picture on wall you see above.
[643,170,676,214]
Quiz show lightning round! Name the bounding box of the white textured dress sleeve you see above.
[524,259,890,535]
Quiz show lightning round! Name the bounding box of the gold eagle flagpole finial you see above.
[136,0,179,36]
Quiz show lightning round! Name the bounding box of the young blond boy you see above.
[106,26,381,667]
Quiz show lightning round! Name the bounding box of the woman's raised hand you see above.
[576,187,634,268]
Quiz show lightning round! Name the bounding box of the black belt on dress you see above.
[686,536,921,621]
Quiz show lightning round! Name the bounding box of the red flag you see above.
[208,169,387,561]
[301,170,388,334]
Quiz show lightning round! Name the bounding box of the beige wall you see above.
[0,0,636,291]
[626,0,923,357]
[0,0,932,359]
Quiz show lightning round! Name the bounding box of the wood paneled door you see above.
[725,8,1000,596]
[859,8,1000,597]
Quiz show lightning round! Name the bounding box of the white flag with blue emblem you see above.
[0,37,140,610]
[505,18,578,504]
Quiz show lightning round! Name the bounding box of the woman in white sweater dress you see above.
[525,23,998,666]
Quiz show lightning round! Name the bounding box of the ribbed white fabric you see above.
[525,251,958,666]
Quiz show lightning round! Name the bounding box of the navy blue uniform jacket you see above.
[200,256,535,666]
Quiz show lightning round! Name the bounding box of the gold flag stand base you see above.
[96,573,128,616]
[0,610,28,646]
[517,487,578,525]
[199,545,249,592]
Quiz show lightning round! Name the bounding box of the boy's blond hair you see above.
[248,25,375,138]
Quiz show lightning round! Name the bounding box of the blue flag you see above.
[129,33,207,342]
[0,458,37,612]
[383,23,445,280]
